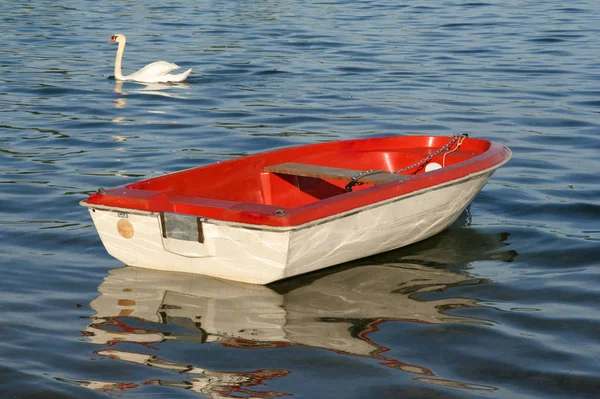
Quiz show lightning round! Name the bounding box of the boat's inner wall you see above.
[126,138,489,207]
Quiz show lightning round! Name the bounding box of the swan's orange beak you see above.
[109,36,117,44]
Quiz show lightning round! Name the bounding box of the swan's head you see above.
[109,34,126,44]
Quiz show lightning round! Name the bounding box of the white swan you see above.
[109,34,192,83]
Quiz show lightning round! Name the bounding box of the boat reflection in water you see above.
[74,225,516,397]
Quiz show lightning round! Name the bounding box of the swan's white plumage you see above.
[109,34,192,83]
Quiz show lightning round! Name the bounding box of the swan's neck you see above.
[114,40,127,80]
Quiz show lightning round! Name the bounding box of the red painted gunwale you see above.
[83,136,511,227]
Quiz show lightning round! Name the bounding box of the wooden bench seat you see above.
[264,162,410,185]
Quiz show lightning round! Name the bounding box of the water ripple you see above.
[1,0,600,398]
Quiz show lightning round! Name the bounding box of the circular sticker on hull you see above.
[117,219,134,239]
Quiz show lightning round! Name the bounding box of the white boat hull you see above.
[85,170,495,284]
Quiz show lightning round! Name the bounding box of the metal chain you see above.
[345,169,381,191]
[345,133,468,191]
[393,133,468,174]
[350,169,379,181]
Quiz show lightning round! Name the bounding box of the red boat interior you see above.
[124,136,491,208]
[83,135,513,226]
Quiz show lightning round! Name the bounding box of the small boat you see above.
[81,134,511,284]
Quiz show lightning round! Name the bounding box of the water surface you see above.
[1,1,599,398]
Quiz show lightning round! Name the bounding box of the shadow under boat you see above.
[75,225,517,397]
[87,226,517,349]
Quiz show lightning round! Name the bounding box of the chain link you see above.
[345,169,380,191]
[393,133,468,174]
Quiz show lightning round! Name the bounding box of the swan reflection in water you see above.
[112,79,191,111]
[68,226,516,397]
[111,79,191,127]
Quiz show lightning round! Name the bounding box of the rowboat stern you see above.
[80,203,293,284]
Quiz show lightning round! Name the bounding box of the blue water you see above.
[1,1,599,398]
